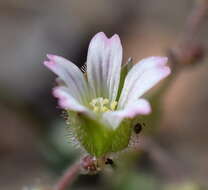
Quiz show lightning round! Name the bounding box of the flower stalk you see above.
[53,155,108,190]
[53,162,81,190]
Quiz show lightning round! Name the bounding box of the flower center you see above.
[89,97,117,113]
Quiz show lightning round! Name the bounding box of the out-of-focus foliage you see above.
[164,182,204,190]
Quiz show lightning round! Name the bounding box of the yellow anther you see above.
[93,106,99,112]
[103,98,109,105]
[110,101,117,110]
[101,106,110,112]
[90,99,97,106]
[89,97,117,113]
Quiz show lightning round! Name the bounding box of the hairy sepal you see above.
[67,111,133,157]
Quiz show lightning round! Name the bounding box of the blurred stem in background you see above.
[123,0,208,182]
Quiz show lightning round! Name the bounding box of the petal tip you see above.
[52,87,68,109]
[134,99,152,116]
[52,87,59,98]
[110,34,121,45]
[97,31,106,36]
[94,32,107,40]
[163,56,168,61]
[110,33,120,40]
[47,54,56,60]
[160,56,168,64]
[43,61,53,67]
[164,65,171,76]
[142,104,152,115]
[152,56,168,64]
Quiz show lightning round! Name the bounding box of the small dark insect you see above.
[105,158,114,165]
[134,123,142,134]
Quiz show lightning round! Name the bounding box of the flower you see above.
[44,32,171,158]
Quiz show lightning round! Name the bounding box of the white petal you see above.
[86,32,122,101]
[118,57,171,108]
[53,86,98,124]
[44,54,90,103]
[103,99,151,130]
[53,86,88,111]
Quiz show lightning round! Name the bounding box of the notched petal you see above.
[86,32,122,101]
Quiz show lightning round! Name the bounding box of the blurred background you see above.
[0,0,208,189]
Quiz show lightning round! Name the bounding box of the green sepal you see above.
[111,119,132,152]
[67,111,133,157]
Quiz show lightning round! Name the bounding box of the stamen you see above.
[110,101,117,110]
[89,97,117,113]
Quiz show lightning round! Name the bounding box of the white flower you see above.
[44,32,171,157]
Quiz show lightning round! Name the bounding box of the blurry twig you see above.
[138,0,208,181]
[184,0,208,43]
[53,162,81,190]
[168,0,208,67]
[53,155,102,190]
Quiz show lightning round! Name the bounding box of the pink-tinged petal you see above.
[103,99,151,130]
[53,86,88,112]
[53,86,99,125]
[44,54,90,104]
[86,32,122,101]
[118,57,171,108]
